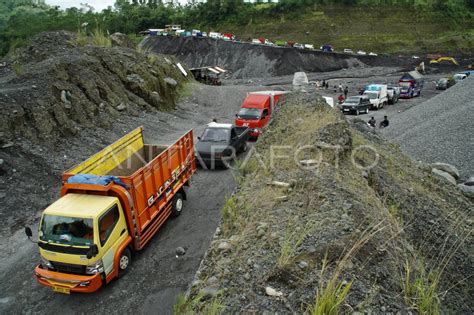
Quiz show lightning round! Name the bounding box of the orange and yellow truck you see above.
[25,127,196,294]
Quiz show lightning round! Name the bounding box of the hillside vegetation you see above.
[178,93,473,314]
[0,0,473,56]
[219,6,474,54]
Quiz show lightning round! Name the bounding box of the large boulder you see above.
[432,168,457,185]
[110,32,135,49]
[430,162,460,179]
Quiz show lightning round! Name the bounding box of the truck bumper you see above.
[249,130,261,138]
[35,265,103,293]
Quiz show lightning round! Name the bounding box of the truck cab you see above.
[363,84,388,110]
[36,194,129,293]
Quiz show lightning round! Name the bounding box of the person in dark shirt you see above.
[344,86,349,98]
[379,116,389,128]
[368,117,376,128]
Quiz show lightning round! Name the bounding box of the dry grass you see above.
[308,223,386,314]
[278,220,316,268]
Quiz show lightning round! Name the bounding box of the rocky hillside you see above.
[0,31,191,144]
[140,36,416,79]
[178,93,473,314]
[0,31,191,234]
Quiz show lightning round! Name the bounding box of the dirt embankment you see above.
[0,31,191,234]
[180,94,473,314]
[140,37,413,79]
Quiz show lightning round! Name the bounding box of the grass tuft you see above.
[278,220,315,268]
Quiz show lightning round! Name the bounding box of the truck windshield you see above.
[200,128,230,142]
[363,92,378,100]
[40,215,94,246]
[237,108,261,120]
[399,82,411,87]
[344,97,360,104]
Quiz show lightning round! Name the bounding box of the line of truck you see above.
[26,90,289,294]
[194,90,289,169]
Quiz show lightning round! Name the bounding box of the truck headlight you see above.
[41,257,53,270]
[253,128,261,133]
[86,259,104,275]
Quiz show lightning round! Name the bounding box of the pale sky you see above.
[46,0,116,12]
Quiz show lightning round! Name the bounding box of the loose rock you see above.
[431,168,457,185]
[265,286,283,297]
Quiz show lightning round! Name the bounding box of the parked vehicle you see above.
[453,73,467,82]
[387,86,401,104]
[223,33,235,40]
[399,71,423,98]
[26,128,196,294]
[209,32,222,39]
[341,95,371,115]
[192,29,201,36]
[320,44,333,52]
[357,50,367,55]
[275,40,286,47]
[304,44,314,50]
[429,57,459,66]
[363,84,388,109]
[235,91,289,138]
[435,77,455,90]
[195,123,250,168]
[294,43,304,49]
[251,39,261,45]
[343,49,354,54]
[368,52,378,56]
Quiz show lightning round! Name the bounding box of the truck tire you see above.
[171,193,184,217]
[239,142,248,153]
[118,248,131,278]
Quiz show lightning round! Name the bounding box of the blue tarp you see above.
[67,174,128,189]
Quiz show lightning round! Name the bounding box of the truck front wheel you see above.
[118,248,131,278]
[171,193,184,217]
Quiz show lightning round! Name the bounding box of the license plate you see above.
[53,286,70,294]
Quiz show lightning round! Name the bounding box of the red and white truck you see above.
[234,91,289,138]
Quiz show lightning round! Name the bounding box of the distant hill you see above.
[216,5,474,54]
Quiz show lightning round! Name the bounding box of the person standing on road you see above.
[338,83,343,92]
[322,79,326,88]
[344,86,349,98]
[338,94,345,104]
[368,117,376,128]
[325,81,329,89]
[379,116,389,128]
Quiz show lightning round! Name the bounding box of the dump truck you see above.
[25,127,196,294]
[399,71,423,98]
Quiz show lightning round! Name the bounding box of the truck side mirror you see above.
[197,136,201,140]
[87,244,99,259]
[25,226,33,238]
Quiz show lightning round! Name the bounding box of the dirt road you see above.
[0,83,278,314]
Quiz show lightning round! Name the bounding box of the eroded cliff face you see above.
[0,31,191,143]
[140,36,406,79]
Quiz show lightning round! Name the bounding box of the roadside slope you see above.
[140,36,412,79]
[381,77,474,177]
[179,93,473,314]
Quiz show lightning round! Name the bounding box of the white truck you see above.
[363,84,388,110]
